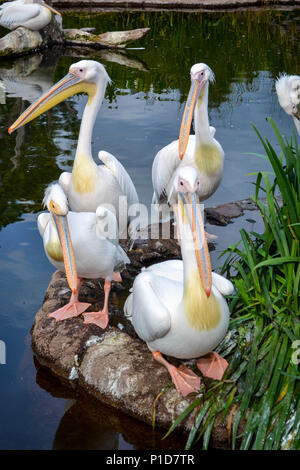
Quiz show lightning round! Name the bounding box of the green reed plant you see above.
[164,118,299,450]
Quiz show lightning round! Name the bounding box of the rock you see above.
[78,328,197,432]
[0,28,43,57]
[97,28,150,47]
[50,0,300,11]
[205,202,245,226]
[31,199,257,447]
[63,27,150,49]
[63,28,92,40]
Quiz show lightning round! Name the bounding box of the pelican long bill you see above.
[178,78,206,160]
[52,211,78,295]
[8,72,85,134]
[41,1,61,16]
[180,191,212,297]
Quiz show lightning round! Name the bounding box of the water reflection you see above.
[34,357,184,450]
[0,9,299,450]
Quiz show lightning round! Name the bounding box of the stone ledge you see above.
[53,0,300,11]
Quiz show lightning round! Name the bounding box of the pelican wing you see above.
[152,139,180,203]
[125,271,174,343]
[212,272,234,296]
[58,172,72,196]
[0,4,40,27]
[98,151,139,208]
[37,212,50,237]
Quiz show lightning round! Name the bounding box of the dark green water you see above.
[0,9,299,449]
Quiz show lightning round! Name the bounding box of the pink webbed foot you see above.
[83,310,109,329]
[153,351,201,397]
[48,300,91,322]
[48,277,91,322]
[83,279,111,330]
[196,351,228,381]
[170,364,201,397]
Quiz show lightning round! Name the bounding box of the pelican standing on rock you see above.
[124,167,233,397]
[39,183,130,327]
[0,0,61,31]
[9,60,139,239]
[152,63,224,220]
[276,74,300,135]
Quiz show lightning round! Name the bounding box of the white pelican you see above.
[9,60,139,239]
[152,63,224,217]
[39,183,130,327]
[0,0,61,31]
[276,74,300,135]
[124,167,233,397]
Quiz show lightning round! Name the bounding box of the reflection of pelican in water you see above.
[0,53,59,171]
[0,54,55,103]
[0,0,61,31]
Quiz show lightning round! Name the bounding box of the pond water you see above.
[0,8,299,449]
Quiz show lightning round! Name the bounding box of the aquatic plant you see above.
[165,118,300,450]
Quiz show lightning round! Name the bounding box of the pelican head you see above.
[8,60,111,134]
[43,182,68,215]
[43,184,77,295]
[276,74,300,134]
[176,166,212,297]
[179,63,215,159]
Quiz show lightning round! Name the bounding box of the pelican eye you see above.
[49,200,61,214]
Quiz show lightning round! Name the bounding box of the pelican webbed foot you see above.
[48,297,91,322]
[83,280,111,330]
[153,351,201,397]
[196,351,228,381]
[48,277,91,322]
[83,310,109,329]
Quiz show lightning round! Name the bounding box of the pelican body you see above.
[276,74,300,135]
[152,63,224,212]
[125,167,233,397]
[9,60,139,239]
[0,0,61,31]
[39,183,129,326]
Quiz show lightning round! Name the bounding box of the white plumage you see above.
[0,0,60,31]
[276,73,300,135]
[125,260,233,359]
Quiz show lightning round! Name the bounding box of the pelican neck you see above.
[193,83,213,144]
[75,80,107,160]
